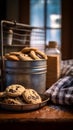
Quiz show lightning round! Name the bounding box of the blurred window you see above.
[30,0,61,48]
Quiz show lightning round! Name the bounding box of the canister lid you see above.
[48,41,57,48]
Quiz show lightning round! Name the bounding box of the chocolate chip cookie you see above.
[0,91,7,98]
[5,84,25,97]
[22,88,42,104]
[2,98,23,105]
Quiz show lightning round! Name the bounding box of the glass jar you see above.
[46,41,61,88]
[7,29,13,45]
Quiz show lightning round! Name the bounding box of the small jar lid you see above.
[48,41,57,48]
[8,29,13,34]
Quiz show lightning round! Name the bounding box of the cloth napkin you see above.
[45,76,73,105]
[61,59,73,77]
[45,59,73,105]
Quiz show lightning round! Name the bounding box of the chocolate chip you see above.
[16,86,20,90]
[9,89,16,93]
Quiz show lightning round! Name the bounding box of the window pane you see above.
[46,29,61,46]
[30,0,61,48]
[30,0,44,27]
[30,28,45,51]
[47,0,61,28]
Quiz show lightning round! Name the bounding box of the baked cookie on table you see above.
[5,84,25,97]
[2,97,23,105]
[0,91,7,98]
[22,88,42,104]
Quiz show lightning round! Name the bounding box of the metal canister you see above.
[4,60,47,94]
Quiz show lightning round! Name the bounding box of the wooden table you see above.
[0,104,73,130]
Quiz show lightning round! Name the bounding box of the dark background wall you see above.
[0,0,6,21]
